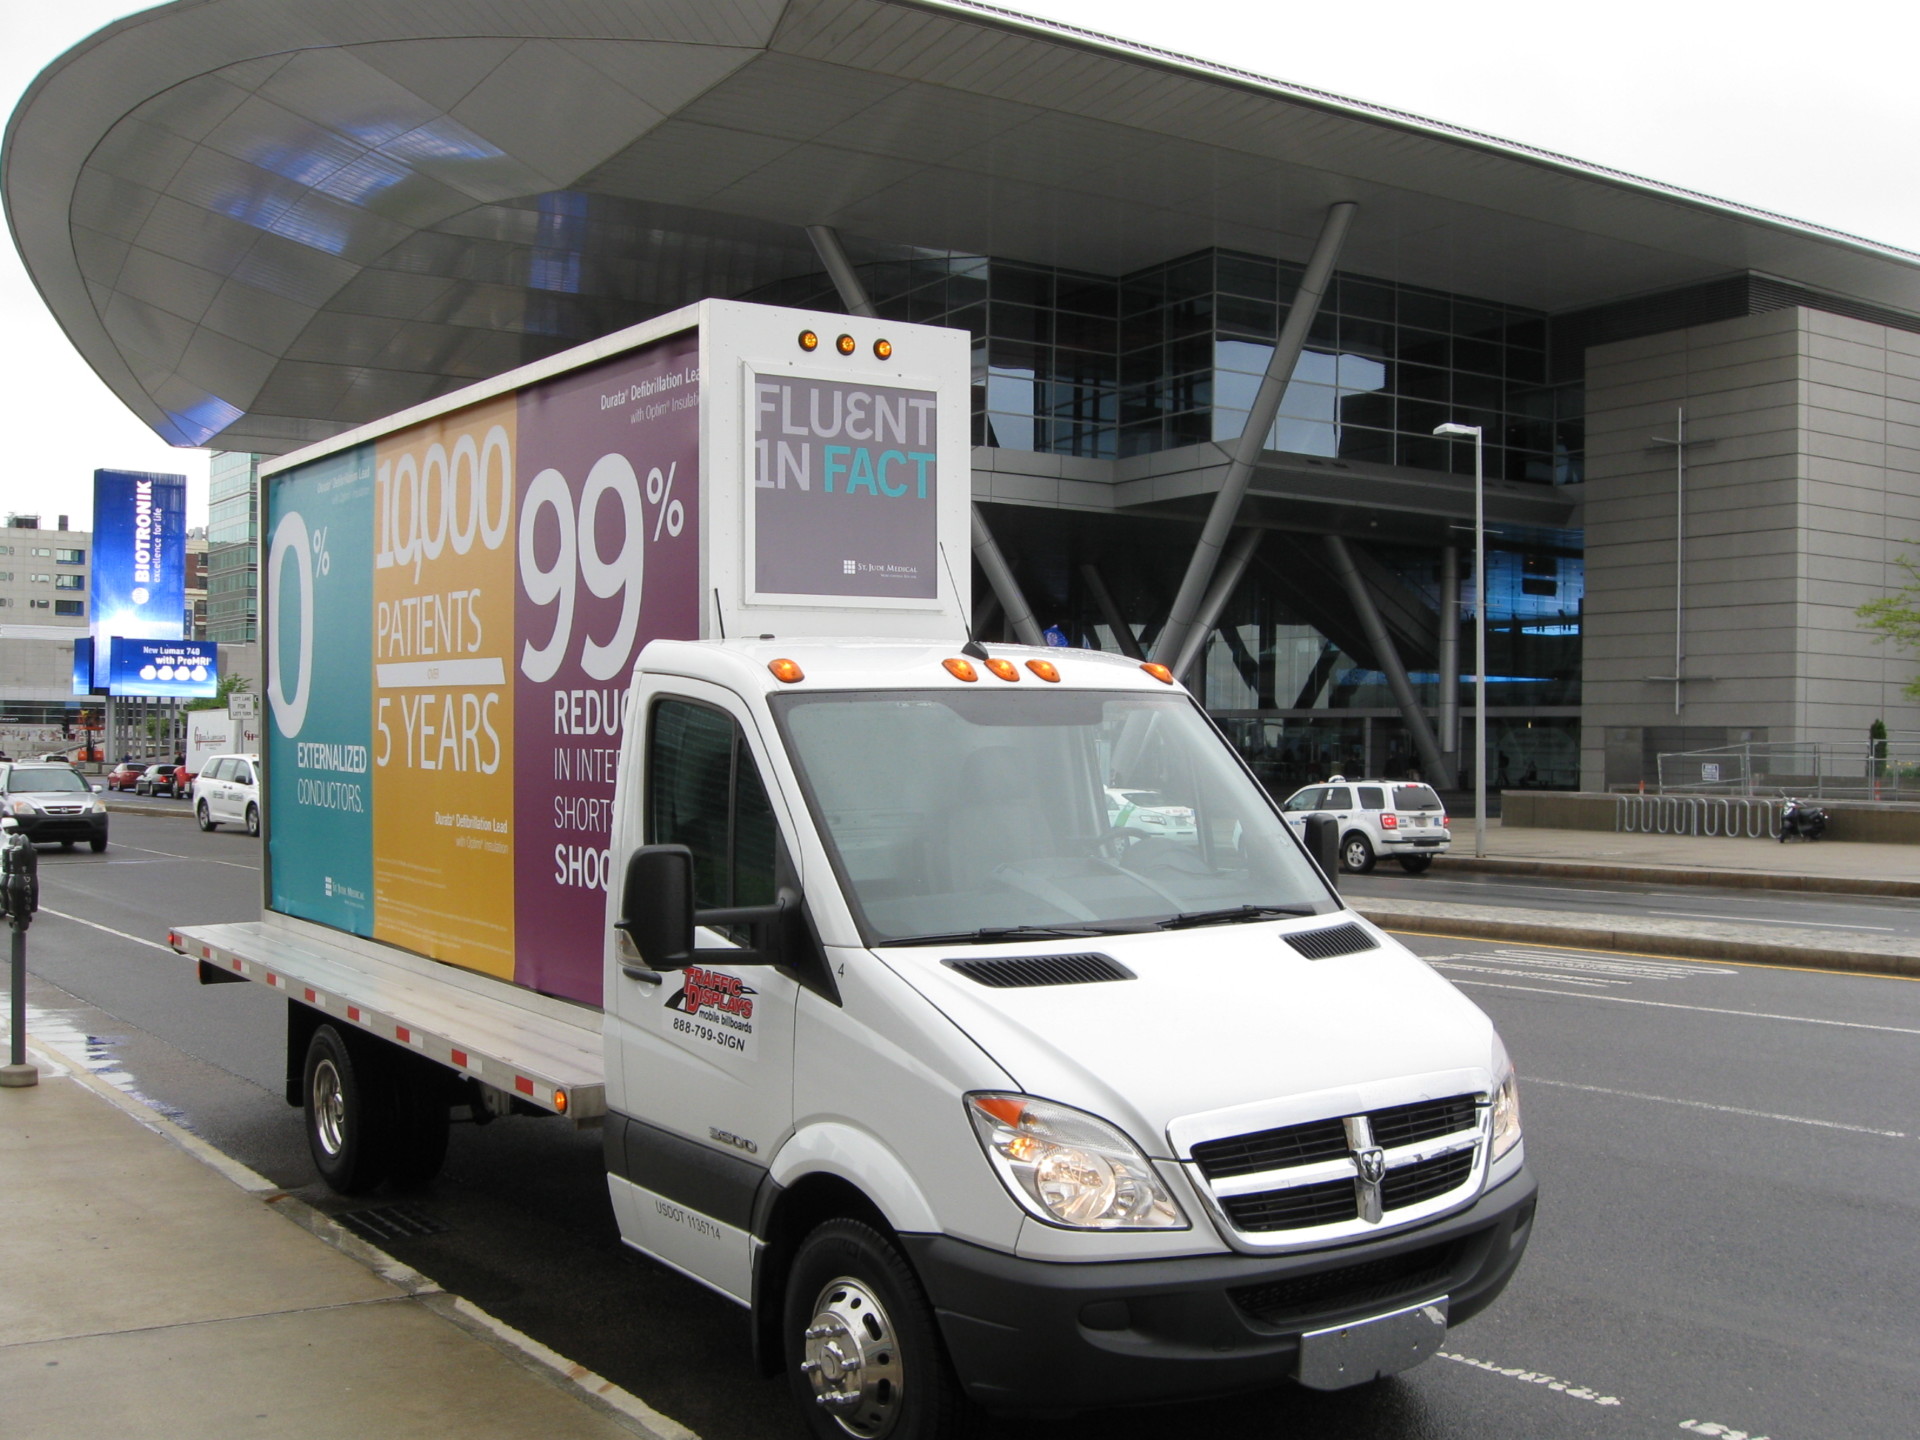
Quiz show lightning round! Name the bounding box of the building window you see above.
[0,597,10,607]
[30,547,51,557]
[54,599,84,617]
[29,572,51,583]
[29,598,50,609]
[54,547,85,564]
[53,573,83,590]
[0,571,10,581]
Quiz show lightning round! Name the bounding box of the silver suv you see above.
[1279,776,1450,874]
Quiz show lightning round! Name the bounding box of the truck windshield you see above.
[772,689,1338,944]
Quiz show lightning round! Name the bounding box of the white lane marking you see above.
[36,907,175,953]
[1427,949,1734,980]
[1432,963,1626,988]
[1680,1419,1774,1439]
[1436,1351,1622,1405]
[1450,978,1920,1036]
[1656,910,1895,932]
[111,841,259,871]
[1527,1076,1909,1139]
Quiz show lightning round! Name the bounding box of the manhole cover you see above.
[335,1204,450,1244]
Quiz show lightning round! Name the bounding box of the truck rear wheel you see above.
[785,1219,971,1440]
[303,1025,392,1194]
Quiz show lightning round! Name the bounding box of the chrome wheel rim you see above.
[312,1057,347,1157]
[1344,840,1368,870]
[800,1275,904,1438]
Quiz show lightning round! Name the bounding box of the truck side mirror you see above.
[1303,814,1340,890]
[617,844,695,971]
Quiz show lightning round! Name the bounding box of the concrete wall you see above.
[1581,308,1920,788]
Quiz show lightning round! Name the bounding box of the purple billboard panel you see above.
[512,330,703,1003]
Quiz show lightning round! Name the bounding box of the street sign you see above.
[229,692,258,720]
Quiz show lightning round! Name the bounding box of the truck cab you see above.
[605,637,1534,1432]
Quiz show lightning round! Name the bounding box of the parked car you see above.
[134,763,187,798]
[105,761,148,791]
[192,753,261,836]
[0,761,108,851]
[1280,776,1451,873]
[1104,785,1197,842]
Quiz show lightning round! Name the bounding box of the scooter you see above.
[1778,798,1828,842]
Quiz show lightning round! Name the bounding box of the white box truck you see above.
[172,299,1534,1438]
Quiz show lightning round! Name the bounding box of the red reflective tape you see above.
[451,1049,468,1069]
[395,1026,411,1044]
[347,1006,361,1022]
[230,958,242,972]
[303,988,316,1004]
[514,1076,534,1096]
[266,973,279,987]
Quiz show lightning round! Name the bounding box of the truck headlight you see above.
[966,1093,1186,1230]
[1491,1062,1522,1159]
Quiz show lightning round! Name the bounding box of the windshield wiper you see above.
[886,924,1117,947]
[1157,904,1319,930]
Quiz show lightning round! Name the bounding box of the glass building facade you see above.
[755,246,1587,789]
[206,450,260,643]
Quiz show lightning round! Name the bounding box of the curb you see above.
[1353,901,1920,979]
[15,1031,695,1440]
[1430,853,1920,901]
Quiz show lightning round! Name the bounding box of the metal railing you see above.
[1654,740,1920,802]
[1615,794,1782,838]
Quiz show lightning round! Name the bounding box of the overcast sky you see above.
[6,0,1918,531]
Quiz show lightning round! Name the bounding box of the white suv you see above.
[193,753,261,836]
[1279,776,1450,874]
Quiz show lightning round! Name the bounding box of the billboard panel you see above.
[91,469,187,649]
[107,638,219,698]
[71,637,95,695]
[265,327,701,1003]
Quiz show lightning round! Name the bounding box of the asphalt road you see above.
[10,813,1918,1439]
[1350,863,1920,941]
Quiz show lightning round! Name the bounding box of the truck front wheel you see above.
[303,1025,392,1194]
[785,1219,971,1440]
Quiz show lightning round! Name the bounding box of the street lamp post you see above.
[1434,422,1487,859]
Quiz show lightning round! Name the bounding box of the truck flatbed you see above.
[170,919,604,1118]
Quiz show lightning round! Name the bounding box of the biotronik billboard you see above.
[91,468,187,687]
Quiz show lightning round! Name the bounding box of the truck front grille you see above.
[1183,1093,1485,1243]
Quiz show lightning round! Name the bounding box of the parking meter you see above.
[1,818,38,928]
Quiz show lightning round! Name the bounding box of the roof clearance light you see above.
[798,329,819,352]
[943,657,980,682]
[1140,662,1175,684]
[985,657,1020,682]
[873,338,893,360]
[836,333,857,356]
[1025,659,1061,683]
[768,658,805,683]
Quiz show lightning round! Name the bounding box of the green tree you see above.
[183,673,253,713]
[1857,556,1920,699]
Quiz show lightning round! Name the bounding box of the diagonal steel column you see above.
[1079,564,1144,659]
[1152,202,1356,667]
[805,224,1042,646]
[1323,535,1455,788]
[1172,527,1263,683]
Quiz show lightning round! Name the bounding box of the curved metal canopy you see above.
[9,0,1920,454]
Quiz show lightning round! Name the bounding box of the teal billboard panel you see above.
[266,444,375,933]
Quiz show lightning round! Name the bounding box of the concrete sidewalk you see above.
[1354,820,1920,977]
[0,1038,690,1440]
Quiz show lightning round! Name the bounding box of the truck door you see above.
[605,689,799,1302]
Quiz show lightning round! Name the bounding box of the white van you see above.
[192,753,260,835]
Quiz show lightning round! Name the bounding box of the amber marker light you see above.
[554,1088,569,1115]
[798,329,819,352]
[873,338,893,360]
[985,657,1021,682]
[836,333,858,356]
[768,658,805,683]
[943,657,980,682]
[1025,659,1061,682]
[1140,662,1175,684]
